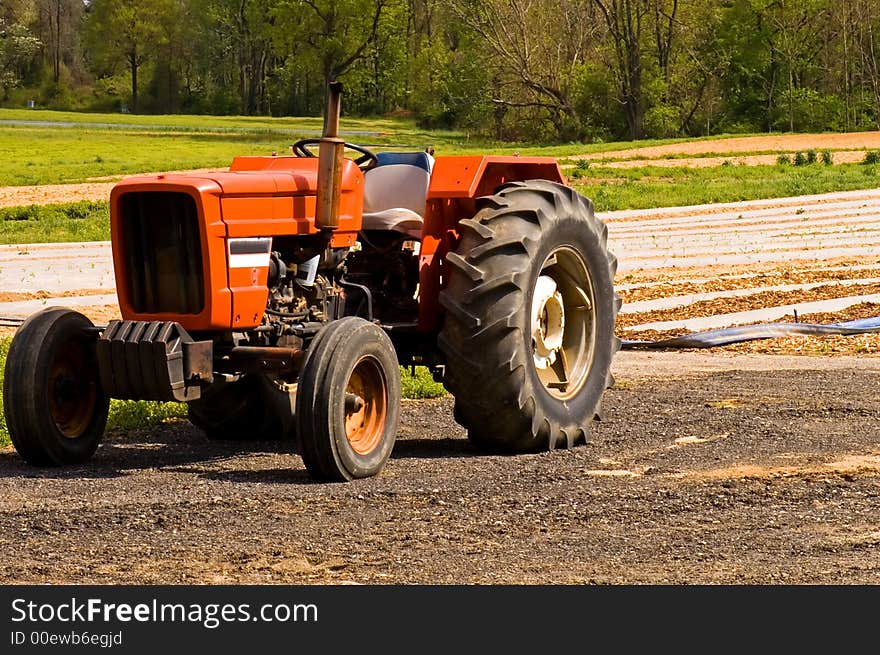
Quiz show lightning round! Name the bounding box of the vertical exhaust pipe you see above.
[315,81,345,231]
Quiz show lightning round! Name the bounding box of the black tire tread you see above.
[295,317,401,481]
[438,180,621,451]
[3,307,109,465]
[296,317,365,480]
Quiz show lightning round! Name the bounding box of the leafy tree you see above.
[448,0,601,140]
[593,0,651,140]
[3,0,880,141]
[0,17,41,100]
[273,0,389,85]
[84,0,174,112]
[187,0,276,115]
[36,0,84,85]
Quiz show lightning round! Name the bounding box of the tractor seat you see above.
[362,152,434,239]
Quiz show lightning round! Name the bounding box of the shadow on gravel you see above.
[185,468,315,485]
[391,436,478,459]
[0,423,487,482]
[0,451,126,480]
[0,423,298,479]
[97,433,297,471]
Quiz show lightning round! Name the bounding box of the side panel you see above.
[226,237,272,329]
[417,156,565,332]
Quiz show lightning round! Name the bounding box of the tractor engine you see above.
[342,232,420,325]
[264,238,346,326]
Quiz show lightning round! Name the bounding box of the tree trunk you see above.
[53,0,61,84]
[129,52,138,113]
[626,39,644,139]
[595,0,647,140]
[766,55,778,132]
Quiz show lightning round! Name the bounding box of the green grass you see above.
[575,162,880,212]
[0,201,109,243]
[0,125,302,186]
[105,400,188,432]
[0,336,443,448]
[0,107,776,186]
[7,107,880,190]
[0,109,468,185]
[400,366,446,399]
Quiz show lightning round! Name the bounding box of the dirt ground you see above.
[0,350,877,585]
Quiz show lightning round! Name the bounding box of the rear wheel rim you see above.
[47,339,99,439]
[531,246,597,400]
[343,356,388,455]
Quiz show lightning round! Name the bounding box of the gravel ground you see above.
[1,350,877,585]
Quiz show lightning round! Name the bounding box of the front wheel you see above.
[3,307,109,465]
[295,317,401,481]
[439,180,620,451]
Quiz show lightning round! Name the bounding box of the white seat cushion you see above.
[361,152,433,239]
[363,163,431,216]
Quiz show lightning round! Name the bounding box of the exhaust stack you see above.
[315,81,345,231]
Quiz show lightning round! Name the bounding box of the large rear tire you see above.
[439,180,620,451]
[295,317,401,481]
[187,375,294,441]
[3,307,109,465]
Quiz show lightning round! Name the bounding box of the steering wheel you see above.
[291,138,379,171]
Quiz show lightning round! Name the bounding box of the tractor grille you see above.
[120,192,205,315]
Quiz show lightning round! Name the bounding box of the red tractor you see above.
[2,83,620,481]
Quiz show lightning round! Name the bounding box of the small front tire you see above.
[3,308,109,466]
[295,317,401,481]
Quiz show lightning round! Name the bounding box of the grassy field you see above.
[0,107,758,151]
[4,108,880,212]
[0,107,757,187]
[0,109,457,185]
[1,124,310,186]
[0,201,109,243]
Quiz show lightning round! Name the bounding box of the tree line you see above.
[2,0,880,142]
